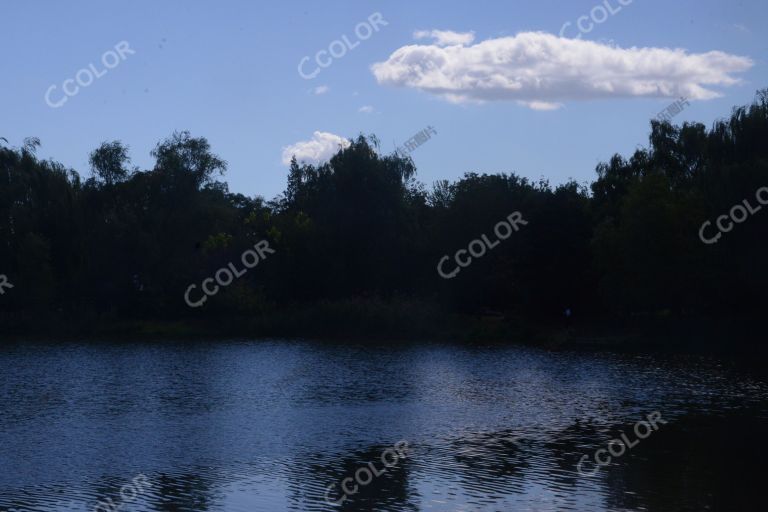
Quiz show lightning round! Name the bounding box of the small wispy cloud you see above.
[313,85,330,95]
[282,131,350,166]
[521,101,563,111]
[731,23,750,34]
[358,105,375,114]
[413,29,475,46]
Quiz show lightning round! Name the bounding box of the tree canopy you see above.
[2,90,767,333]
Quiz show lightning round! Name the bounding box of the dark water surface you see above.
[1,340,766,512]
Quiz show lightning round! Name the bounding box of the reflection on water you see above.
[0,340,766,511]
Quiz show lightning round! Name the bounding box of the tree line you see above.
[1,90,767,335]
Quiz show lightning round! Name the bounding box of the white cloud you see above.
[371,31,753,109]
[282,131,350,166]
[521,100,563,111]
[358,105,375,113]
[413,29,475,46]
[731,23,750,34]
[313,85,330,95]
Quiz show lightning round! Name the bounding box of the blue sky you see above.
[2,0,766,198]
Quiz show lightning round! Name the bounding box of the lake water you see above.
[1,340,766,511]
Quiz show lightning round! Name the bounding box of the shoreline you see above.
[1,303,763,357]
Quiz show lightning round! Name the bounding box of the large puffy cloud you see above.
[282,131,350,166]
[371,31,753,109]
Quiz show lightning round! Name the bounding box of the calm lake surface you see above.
[1,340,766,512]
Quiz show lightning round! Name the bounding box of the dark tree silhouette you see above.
[2,90,768,342]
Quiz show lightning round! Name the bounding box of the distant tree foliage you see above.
[89,140,131,186]
[1,91,767,323]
